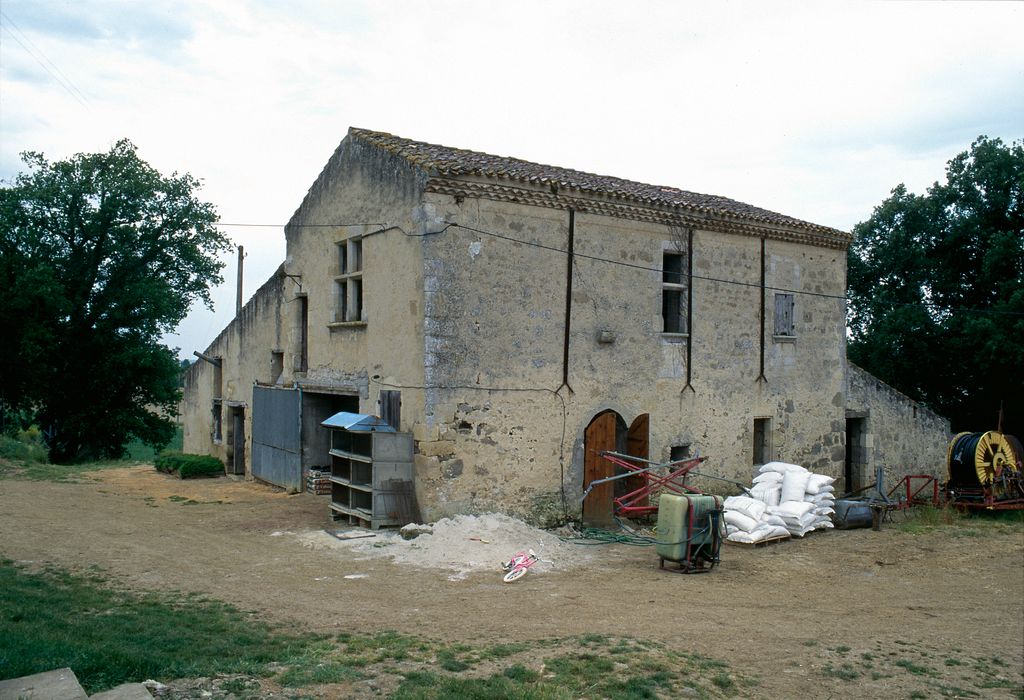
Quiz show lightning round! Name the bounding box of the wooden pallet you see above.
[725,534,790,548]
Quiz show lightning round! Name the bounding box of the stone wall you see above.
[407,189,849,522]
[182,268,285,470]
[845,362,951,491]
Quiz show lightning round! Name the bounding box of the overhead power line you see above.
[214,220,1024,318]
[0,11,89,107]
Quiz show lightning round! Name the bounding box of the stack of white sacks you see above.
[724,461,836,544]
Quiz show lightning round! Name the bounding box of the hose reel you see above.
[947,431,1020,488]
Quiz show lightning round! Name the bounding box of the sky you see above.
[1,0,1021,359]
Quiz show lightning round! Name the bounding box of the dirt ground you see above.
[1,466,1022,699]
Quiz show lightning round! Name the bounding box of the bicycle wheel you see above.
[502,566,528,583]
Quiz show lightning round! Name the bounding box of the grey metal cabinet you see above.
[327,426,414,529]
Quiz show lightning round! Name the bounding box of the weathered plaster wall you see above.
[846,362,951,486]
[182,270,285,469]
[408,189,848,522]
[283,135,429,411]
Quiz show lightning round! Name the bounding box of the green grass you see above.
[0,560,759,698]
[124,426,183,461]
[822,662,860,681]
[0,559,318,694]
[0,426,184,482]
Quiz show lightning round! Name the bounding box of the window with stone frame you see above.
[333,237,364,324]
[661,251,688,334]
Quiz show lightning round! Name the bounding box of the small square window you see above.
[270,351,284,384]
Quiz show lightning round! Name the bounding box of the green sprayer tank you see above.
[655,493,724,573]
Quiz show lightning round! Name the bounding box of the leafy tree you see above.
[847,136,1024,434]
[0,140,230,462]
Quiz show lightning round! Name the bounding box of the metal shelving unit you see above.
[322,412,415,529]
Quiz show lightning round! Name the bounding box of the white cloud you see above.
[1,0,1021,357]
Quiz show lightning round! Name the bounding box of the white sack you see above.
[727,524,773,543]
[763,514,787,527]
[724,496,767,521]
[815,506,836,516]
[758,461,807,475]
[724,510,760,533]
[770,500,816,518]
[750,483,782,507]
[810,492,836,506]
[806,474,837,494]
[752,472,784,485]
[781,512,818,529]
[780,470,812,503]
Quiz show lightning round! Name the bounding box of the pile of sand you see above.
[295,513,598,580]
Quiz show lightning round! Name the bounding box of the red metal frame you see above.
[887,474,941,510]
[599,452,707,518]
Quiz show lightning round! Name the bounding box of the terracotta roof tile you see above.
[349,127,846,238]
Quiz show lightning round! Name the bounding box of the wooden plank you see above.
[583,411,618,528]
[624,414,650,507]
[725,534,790,548]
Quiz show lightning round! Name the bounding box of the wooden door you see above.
[622,414,650,507]
[583,411,619,528]
[231,408,245,475]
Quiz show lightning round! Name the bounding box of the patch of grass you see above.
[802,639,819,647]
[502,664,539,683]
[711,671,734,690]
[945,657,963,666]
[482,642,530,659]
[340,630,428,663]
[834,645,851,654]
[393,671,570,700]
[277,661,364,687]
[895,659,935,676]
[437,648,470,672]
[909,691,927,699]
[822,662,859,681]
[0,559,319,694]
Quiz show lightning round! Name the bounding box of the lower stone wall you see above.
[845,363,951,491]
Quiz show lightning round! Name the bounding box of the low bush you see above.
[155,452,223,479]
[0,427,49,463]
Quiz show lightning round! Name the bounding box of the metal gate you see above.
[251,386,301,490]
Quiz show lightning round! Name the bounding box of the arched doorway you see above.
[583,411,649,527]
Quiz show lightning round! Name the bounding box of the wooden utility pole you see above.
[236,246,244,316]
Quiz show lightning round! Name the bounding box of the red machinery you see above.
[581,451,707,519]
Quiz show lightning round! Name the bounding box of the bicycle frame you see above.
[501,549,540,583]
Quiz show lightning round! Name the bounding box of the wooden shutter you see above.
[774,293,794,336]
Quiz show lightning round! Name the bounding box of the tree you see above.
[0,140,231,462]
[847,136,1024,435]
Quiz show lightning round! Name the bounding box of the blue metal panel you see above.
[252,386,302,490]
[321,412,396,432]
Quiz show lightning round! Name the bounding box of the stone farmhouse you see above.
[182,128,949,526]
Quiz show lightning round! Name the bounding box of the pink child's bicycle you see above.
[501,548,549,583]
